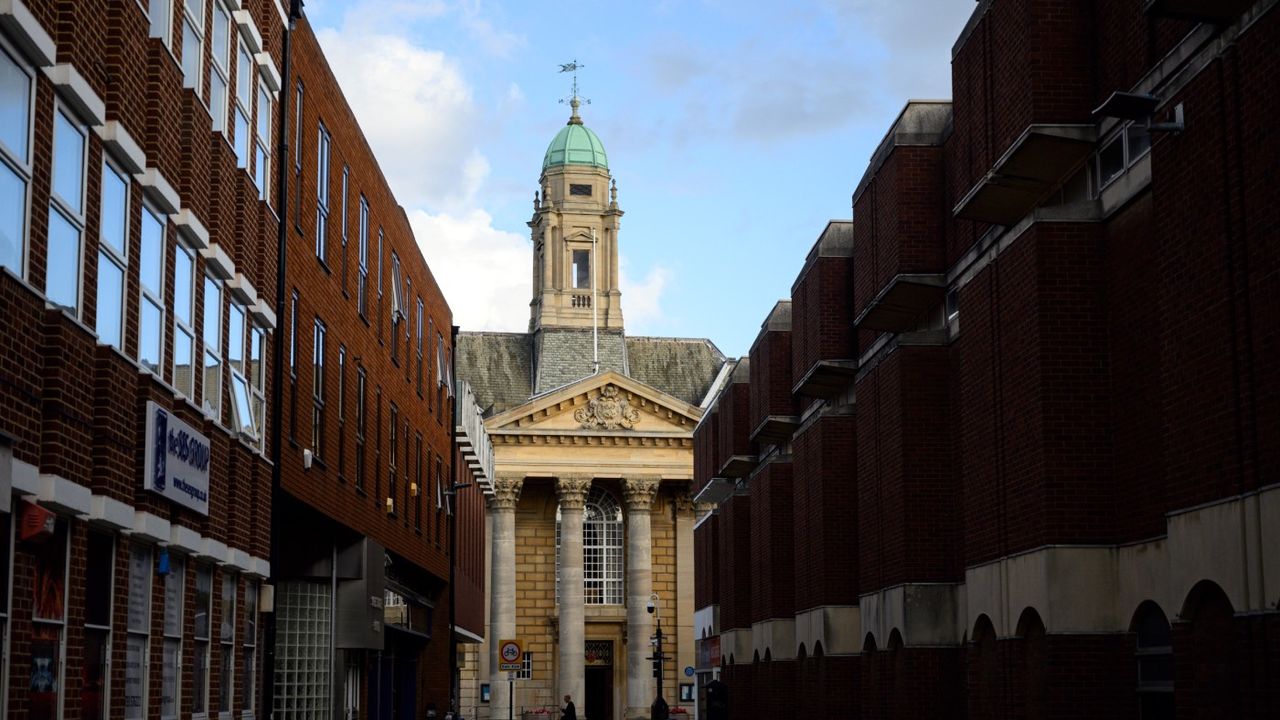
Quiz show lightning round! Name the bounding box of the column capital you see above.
[672,493,697,515]
[556,474,593,510]
[488,474,524,510]
[622,476,661,511]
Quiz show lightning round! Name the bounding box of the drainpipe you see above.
[266,3,304,719]
[448,323,461,715]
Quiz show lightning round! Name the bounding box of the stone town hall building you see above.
[455,98,728,720]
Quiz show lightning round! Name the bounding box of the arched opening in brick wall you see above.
[1015,607,1047,720]
[1130,600,1174,720]
[1178,580,1237,716]
[967,614,1000,719]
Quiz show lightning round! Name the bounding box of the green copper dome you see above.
[542,101,608,170]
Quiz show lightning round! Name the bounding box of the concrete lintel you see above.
[0,0,56,66]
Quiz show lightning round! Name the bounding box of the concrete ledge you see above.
[44,63,106,125]
[12,458,39,495]
[171,209,211,250]
[169,524,203,555]
[232,10,263,53]
[96,121,147,174]
[38,473,92,516]
[132,511,171,544]
[0,0,56,67]
[794,605,862,657]
[751,617,796,661]
[229,548,253,572]
[199,536,230,564]
[89,494,135,531]
[248,556,270,578]
[200,243,236,280]
[135,167,181,214]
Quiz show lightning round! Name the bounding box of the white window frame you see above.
[218,571,237,718]
[180,0,206,93]
[312,317,326,459]
[193,563,214,716]
[47,102,87,317]
[161,555,186,720]
[233,42,254,169]
[208,0,232,132]
[249,323,266,446]
[173,244,197,399]
[0,39,35,280]
[357,196,369,318]
[255,83,272,200]
[203,274,223,419]
[97,159,131,350]
[243,581,259,714]
[316,123,330,261]
[138,203,168,373]
[415,299,424,394]
[149,0,174,45]
[29,518,70,720]
[125,543,153,720]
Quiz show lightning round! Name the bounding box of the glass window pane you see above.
[0,47,31,161]
[219,644,234,710]
[1127,123,1152,161]
[255,142,267,192]
[140,299,163,371]
[83,627,109,720]
[163,556,185,637]
[204,350,221,416]
[124,635,145,719]
[234,109,249,165]
[85,533,114,627]
[161,637,180,716]
[174,248,193,324]
[127,545,151,633]
[220,573,235,642]
[53,110,84,214]
[203,277,221,352]
[174,326,194,397]
[237,48,253,106]
[212,6,229,68]
[140,207,164,293]
[0,162,26,273]
[96,254,124,347]
[258,87,271,142]
[181,20,200,87]
[46,206,81,312]
[195,565,212,639]
[210,72,227,132]
[100,163,129,256]
[227,304,245,367]
[1098,134,1125,188]
[250,327,264,388]
[231,368,254,435]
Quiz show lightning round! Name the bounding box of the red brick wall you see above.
[714,381,752,468]
[748,327,794,435]
[790,253,855,383]
[748,459,793,623]
[693,407,719,494]
[791,413,859,611]
[716,494,752,633]
[694,514,719,610]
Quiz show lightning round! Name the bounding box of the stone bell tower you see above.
[529,96,625,334]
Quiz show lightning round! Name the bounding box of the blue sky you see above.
[302,0,976,357]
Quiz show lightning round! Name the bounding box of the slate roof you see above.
[457,329,726,415]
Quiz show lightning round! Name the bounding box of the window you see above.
[572,248,590,289]
[293,82,303,170]
[289,289,298,440]
[0,43,33,276]
[48,106,86,315]
[250,323,266,447]
[435,455,444,545]
[357,196,369,317]
[255,84,272,199]
[125,544,152,720]
[374,387,383,498]
[219,572,236,713]
[355,368,367,492]
[161,555,185,719]
[340,167,349,292]
[436,333,446,422]
[0,515,10,718]
[516,652,533,680]
[316,124,330,261]
[388,403,399,511]
[243,581,259,712]
[569,183,591,196]
[181,0,205,91]
[414,432,423,531]
[377,229,384,341]
[208,1,230,132]
[415,299,424,394]
[390,252,403,362]
[173,245,197,397]
[149,0,174,44]
[97,161,130,349]
[1095,121,1153,193]
[83,531,114,720]
[557,487,624,605]
[229,303,259,439]
[194,564,213,714]
[204,275,223,418]
[233,44,253,167]
[139,204,167,371]
[312,318,326,459]
[1135,603,1174,719]
[338,345,347,477]
[31,518,69,720]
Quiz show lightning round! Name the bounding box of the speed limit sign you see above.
[498,638,524,672]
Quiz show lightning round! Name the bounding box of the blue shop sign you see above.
[143,401,211,515]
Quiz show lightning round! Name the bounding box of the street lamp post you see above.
[648,593,669,720]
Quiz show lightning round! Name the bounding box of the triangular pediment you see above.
[485,370,703,435]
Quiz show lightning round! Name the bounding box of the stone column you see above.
[556,475,592,710]
[623,476,661,719]
[673,494,698,707]
[488,474,523,715]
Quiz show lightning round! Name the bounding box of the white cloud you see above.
[619,260,672,332]
[314,27,482,211]
[408,208,530,332]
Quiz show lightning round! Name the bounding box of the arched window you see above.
[557,487,624,605]
[1132,601,1174,719]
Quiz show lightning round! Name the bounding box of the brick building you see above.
[0,2,487,720]
[695,1,1279,718]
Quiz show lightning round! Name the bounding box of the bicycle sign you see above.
[498,639,524,672]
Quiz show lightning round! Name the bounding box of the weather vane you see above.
[559,59,591,110]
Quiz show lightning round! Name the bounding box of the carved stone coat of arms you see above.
[575,384,641,430]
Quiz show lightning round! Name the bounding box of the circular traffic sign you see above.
[501,641,521,662]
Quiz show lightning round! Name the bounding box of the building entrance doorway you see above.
[584,640,614,720]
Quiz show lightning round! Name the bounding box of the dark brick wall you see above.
[748,326,795,436]
[693,407,719,495]
[716,494,752,633]
[791,413,859,611]
[790,252,856,383]
[748,459,794,623]
[714,381,752,467]
[694,514,719,610]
